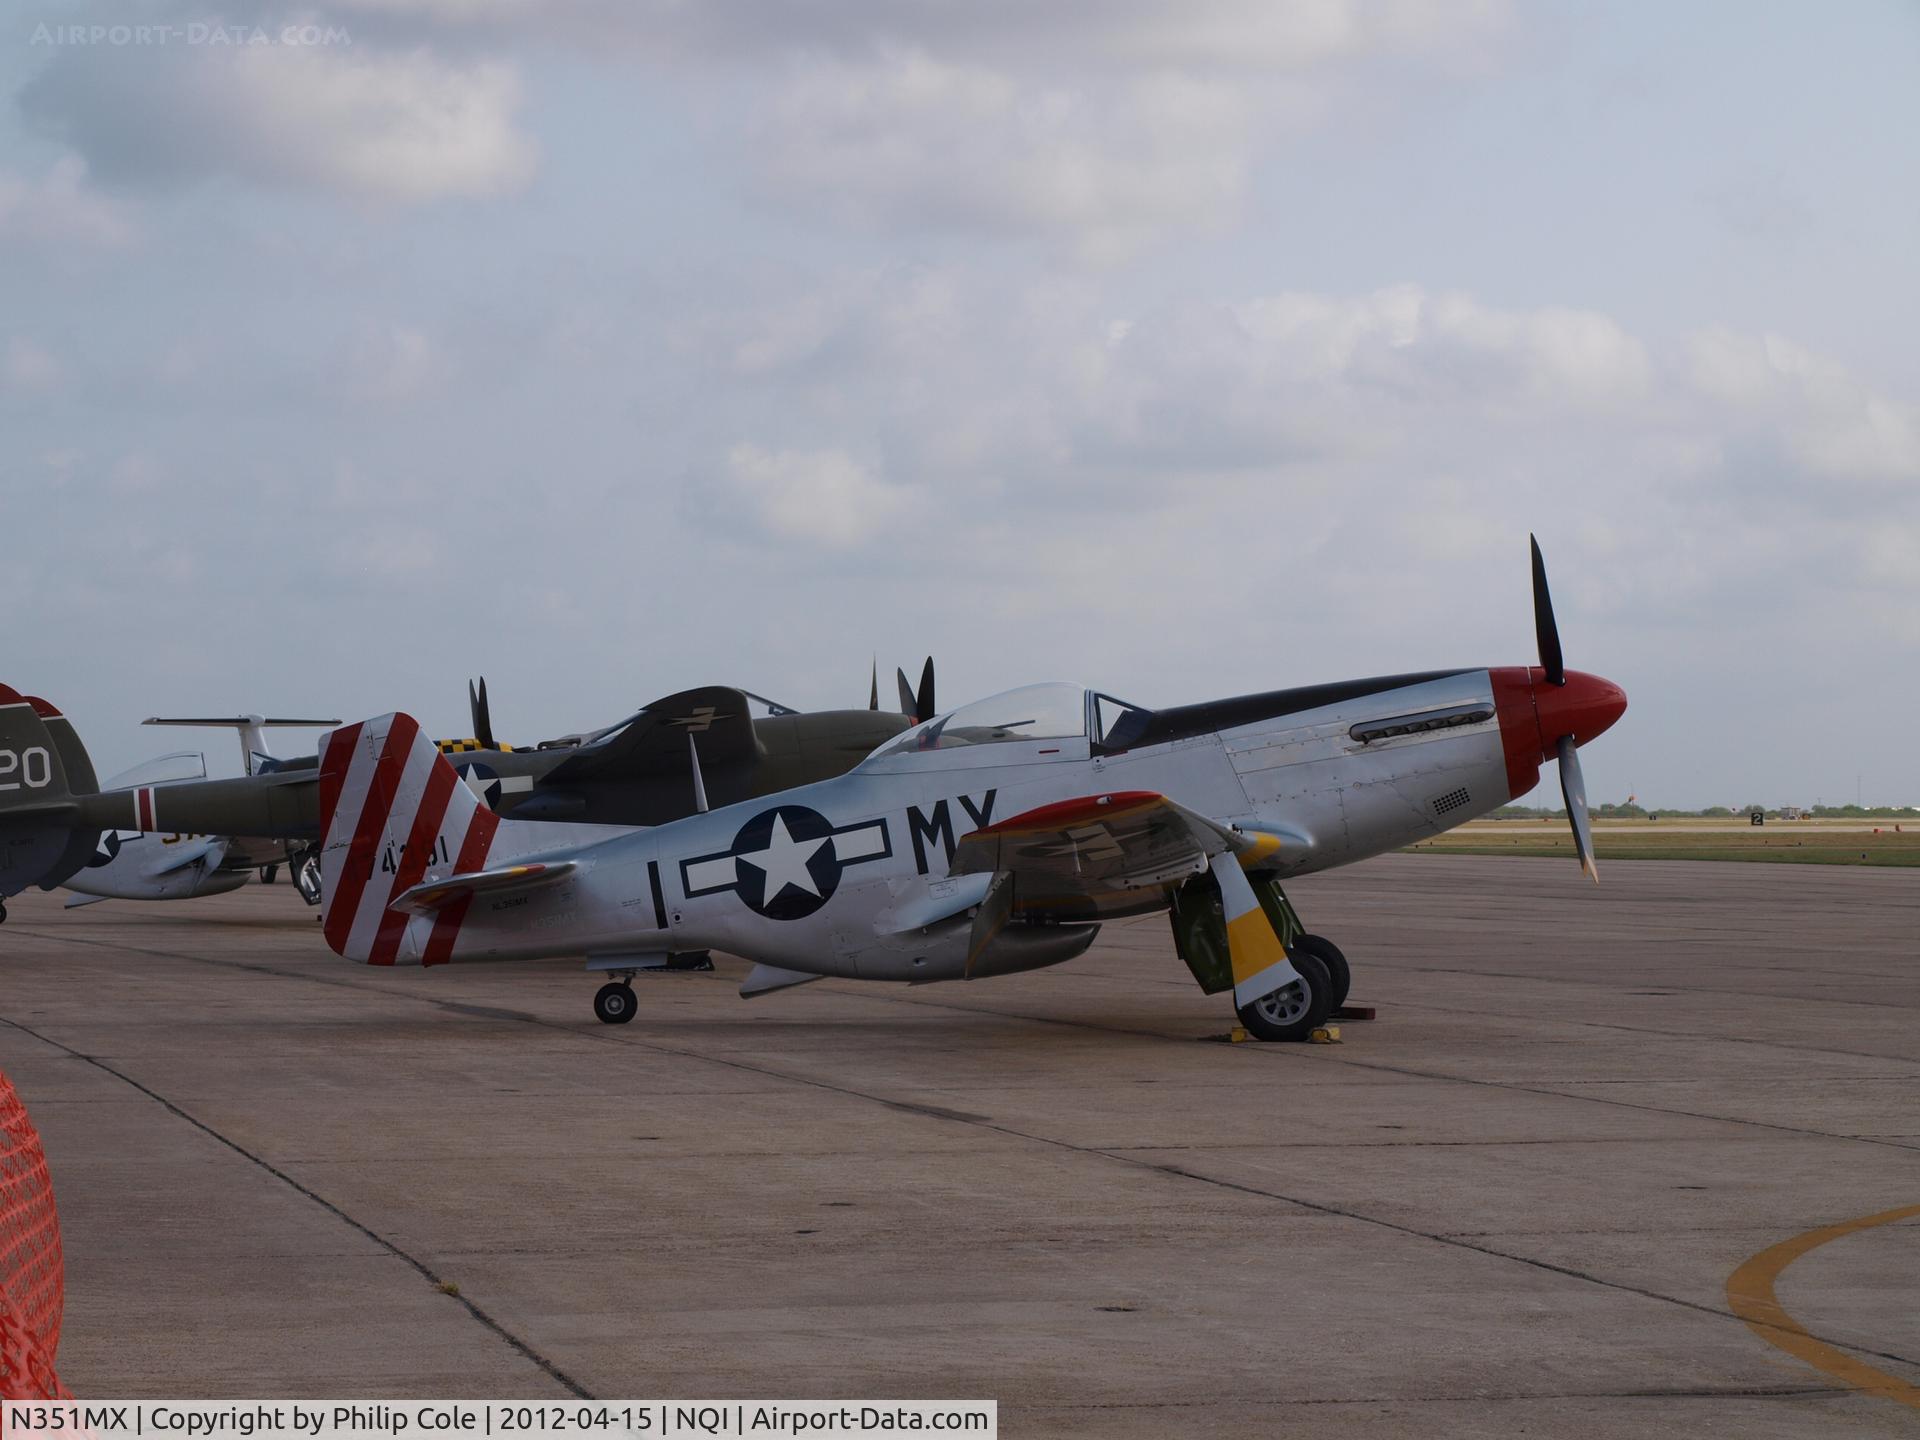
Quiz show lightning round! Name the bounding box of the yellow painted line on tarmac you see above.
[1726,1202,1920,1409]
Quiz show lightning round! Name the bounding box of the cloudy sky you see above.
[3,0,1915,808]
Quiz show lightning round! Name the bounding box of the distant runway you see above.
[1468,821,1909,834]
[3,856,1917,1436]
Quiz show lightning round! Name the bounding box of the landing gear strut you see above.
[291,849,323,906]
[593,979,637,1025]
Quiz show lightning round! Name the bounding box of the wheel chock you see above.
[1332,1005,1376,1021]
[1308,1025,1342,1044]
[1229,1025,1250,1043]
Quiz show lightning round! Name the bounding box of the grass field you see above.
[1410,818,1920,866]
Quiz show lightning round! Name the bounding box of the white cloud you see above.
[22,43,536,202]
[759,50,1251,261]
[1072,0,1509,69]
[725,5,1504,258]
[3,337,62,391]
[692,272,1920,659]
[323,0,1505,71]
[707,444,915,547]
[0,155,132,248]
[109,451,164,493]
[1686,329,1919,485]
[344,322,441,401]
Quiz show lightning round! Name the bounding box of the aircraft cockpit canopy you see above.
[867,683,1153,761]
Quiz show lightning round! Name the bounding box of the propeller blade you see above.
[470,677,495,749]
[1557,734,1598,883]
[868,657,879,711]
[896,667,916,718]
[1531,534,1566,686]
[915,657,935,723]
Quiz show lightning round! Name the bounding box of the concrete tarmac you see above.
[1,856,1916,1437]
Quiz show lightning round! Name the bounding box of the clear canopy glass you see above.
[871,682,1088,759]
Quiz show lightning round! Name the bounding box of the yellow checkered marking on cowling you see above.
[1225,906,1288,985]
[435,739,513,753]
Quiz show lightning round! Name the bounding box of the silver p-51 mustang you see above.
[300,540,1625,1039]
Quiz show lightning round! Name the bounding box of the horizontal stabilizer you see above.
[144,716,341,728]
[389,860,577,916]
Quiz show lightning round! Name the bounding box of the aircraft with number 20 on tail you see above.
[0,542,1623,1040]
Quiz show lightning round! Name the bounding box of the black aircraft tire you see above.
[593,982,637,1025]
[1292,933,1351,1010]
[0,900,8,924]
[261,864,279,885]
[1236,951,1333,1042]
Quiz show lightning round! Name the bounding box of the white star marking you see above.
[738,813,829,902]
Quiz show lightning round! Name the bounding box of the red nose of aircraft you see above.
[1536,669,1627,750]
[1489,666,1628,797]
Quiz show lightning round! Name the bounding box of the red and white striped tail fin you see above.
[318,714,499,967]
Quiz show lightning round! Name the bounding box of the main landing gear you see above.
[588,952,715,1024]
[1236,947,1332,1042]
[0,899,8,925]
[1229,935,1352,1040]
[1170,873,1359,1042]
[1291,932,1351,1011]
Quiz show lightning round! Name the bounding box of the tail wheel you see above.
[1236,950,1333,1042]
[593,982,637,1025]
[1291,933,1350,1010]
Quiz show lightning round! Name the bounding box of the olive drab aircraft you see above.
[60,716,338,908]
[0,662,938,919]
[0,546,1625,1041]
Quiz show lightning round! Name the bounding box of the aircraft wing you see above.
[541,687,762,785]
[947,790,1298,1001]
[948,790,1271,910]
[149,837,228,876]
[389,860,578,916]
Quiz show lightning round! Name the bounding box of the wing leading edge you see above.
[947,790,1299,1001]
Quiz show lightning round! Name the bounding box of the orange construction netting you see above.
[0,1067,68,1400]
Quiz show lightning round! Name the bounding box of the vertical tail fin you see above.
[317,714,497,966]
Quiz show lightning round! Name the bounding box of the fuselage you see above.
[415,665,1616,982]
